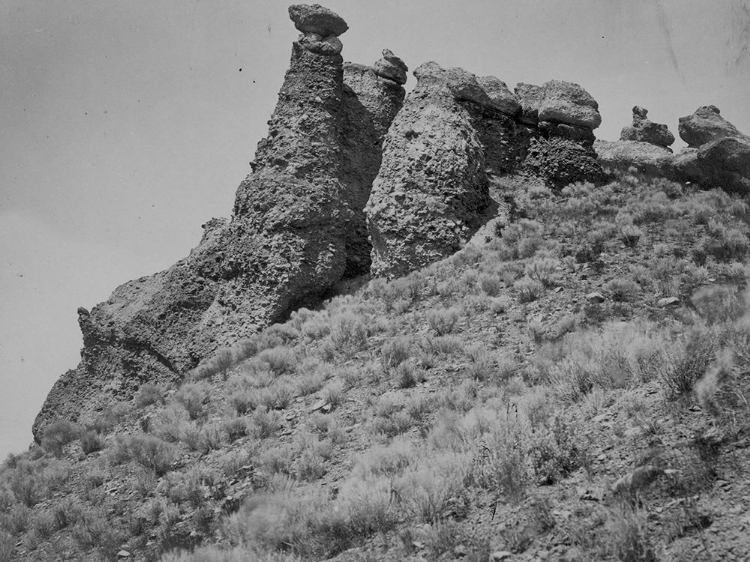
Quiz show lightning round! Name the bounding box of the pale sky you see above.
[1,0,749,458]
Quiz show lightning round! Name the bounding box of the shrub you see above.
[174,382,210,420]
[80,430,103,455]
[110,435,176,476]
[41,420,80,456]
[191,348,234,381]
[659,328,716,400]
[135,383,165,408]
[604,278,640,302]
[514,277,544,303]
[479,274,503,297]
[381,337,411,371]
[525,258,559,287]
[330,312,370,356]
[620,224,643,247]
[427,307,460,335]
[257,347,298,376]
[691,285,743,325]
[248,408,281,440]
[89,403,132,434]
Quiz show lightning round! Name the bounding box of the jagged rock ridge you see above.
[33,5,406,441]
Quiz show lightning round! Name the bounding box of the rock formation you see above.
[597,105,750,195]
[33,4,406,441]
[364,62,494,279]
[516,80,605,189]
[366,66,607,278]
[34,2,631,438]
[678,105,745,148]
[675,106,750,194]
[620,106,675,148]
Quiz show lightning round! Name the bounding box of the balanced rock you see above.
[478,76,521,116]
[678,105,744,148]
[288,4,348,37]
[373,48,408,85]
[620,106,674,148]
[538,80,602,129]
[33,5,404,441]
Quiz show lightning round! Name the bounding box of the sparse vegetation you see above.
[5,173,750,561]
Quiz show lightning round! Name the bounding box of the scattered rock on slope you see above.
[33,4,406,441]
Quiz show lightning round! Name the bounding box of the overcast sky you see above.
[1,0,749,458]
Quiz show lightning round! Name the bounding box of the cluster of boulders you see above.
[597,104,750,194]
[365,68,609,277]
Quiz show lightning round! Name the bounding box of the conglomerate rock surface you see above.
[33,4,406,441]
[365,65,607,278]
[620,106,675,148]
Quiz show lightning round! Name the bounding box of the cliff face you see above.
[32,5,406,441]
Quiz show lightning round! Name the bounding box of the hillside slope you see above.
[3,173,750,562]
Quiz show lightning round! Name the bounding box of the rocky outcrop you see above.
[675,108,750,194]
[33,4,406,441]
[365,65,608,278]
[514,80,604,188]
[597,105,750,194]
[538,80,602,130]
[620,106,675,148]
[595,139,676,176]
[365,62,494,279]
[678,105,746,148]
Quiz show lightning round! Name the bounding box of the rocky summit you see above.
[32,3,750,446]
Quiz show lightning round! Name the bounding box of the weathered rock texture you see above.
[33,5,406,441]
[366,65,606,278]
[678,105,745,148]
[516,80,605,189]
[620,106,675,148]
[599,105,750,195]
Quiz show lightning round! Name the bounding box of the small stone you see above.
[586,292,605,303]
[454,544,468,557]
[657,296,680,307]
[310,399,328,411]
[489,551,513,561]
[117,551,131,559]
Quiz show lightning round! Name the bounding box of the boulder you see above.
[620,106,674,148]
[288,4,348,37]
[678,105,745,148]
[538,80,602,129]
[365,61,494,278]
[478,76,521,116]
[595,139,675,177]
[673,106,750,194]
[373,48,408,85]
